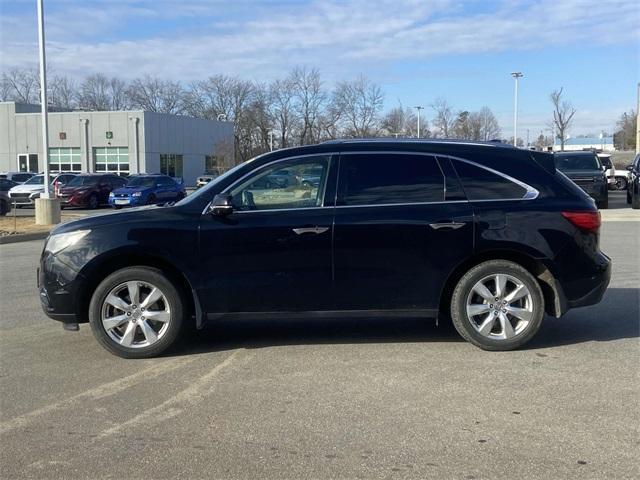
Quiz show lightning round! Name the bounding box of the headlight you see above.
[45,230,90,255]
[109,192,115,197]
[132,191,142,197]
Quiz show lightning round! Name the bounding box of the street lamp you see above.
[34,0,61,225]
[414,106,424,138]
[511,72,523,147]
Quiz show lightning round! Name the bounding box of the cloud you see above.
[2,0,637,81]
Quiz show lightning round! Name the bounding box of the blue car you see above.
[109,174,186,208]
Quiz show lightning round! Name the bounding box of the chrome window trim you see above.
[202,149,538,215]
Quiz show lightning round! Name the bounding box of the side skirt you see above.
[205,309,439,321]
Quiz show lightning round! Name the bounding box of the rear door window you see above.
[337,153,444,206]
[451,159,527,201]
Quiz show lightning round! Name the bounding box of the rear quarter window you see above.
[452,159,527,201]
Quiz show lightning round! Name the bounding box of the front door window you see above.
[229,156,330,211]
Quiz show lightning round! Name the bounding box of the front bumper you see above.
[38,254,86,324]
[109,196,143,207]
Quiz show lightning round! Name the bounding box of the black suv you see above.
[626,153,640,209]
[38,140,611,358]
[554,151,608,209]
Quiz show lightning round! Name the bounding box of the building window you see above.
[205,155,220,175]
[160,154,183,178]
[94,147,129,176]
[49,147,82,172]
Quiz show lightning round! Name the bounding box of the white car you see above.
[8,173,76,206]
[598,154,629,190]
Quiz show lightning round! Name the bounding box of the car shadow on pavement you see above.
[527,287,639,349]
[169,287,639,357]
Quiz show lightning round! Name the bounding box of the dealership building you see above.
[0,102,234,186]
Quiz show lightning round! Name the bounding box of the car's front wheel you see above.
[451,260,544,351]
[89,267,185,358]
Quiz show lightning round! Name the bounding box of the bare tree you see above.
[269,78,297,148]
[431,97,454,138]
[49,75,77,109]
[332,75,384,138]
[613,109,637,150]
[1,68,40,103]
[550,87,576,151]
[381,103,419,137]
[78,74,128,110]
[127,76,185,114]
[291,67,326,145]
[453,110,472,139]
[471,106,501,141]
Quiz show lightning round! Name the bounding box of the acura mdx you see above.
[38,140,611,358]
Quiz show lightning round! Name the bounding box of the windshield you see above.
[24,175,52,185]
[66,176,98,187]
[554,154,601,171]
[127,176,158,187]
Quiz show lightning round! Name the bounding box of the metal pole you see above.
[636,82,639,154]
[414,106,424,138]
[511,72,523,147]
[37,0,50,197]
[269,131,273,151]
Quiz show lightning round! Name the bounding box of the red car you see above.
[58,174,127,209]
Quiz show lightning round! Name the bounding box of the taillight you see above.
[561,211,601,233]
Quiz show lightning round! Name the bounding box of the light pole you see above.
[414,106,424,138]
[511,72,523,147]
[35,0,60,225]
[268,130,274,151]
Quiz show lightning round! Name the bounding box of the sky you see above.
[1,0,639,139]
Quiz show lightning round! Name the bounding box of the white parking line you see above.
[0,356,194,435]
[94,348,246,440]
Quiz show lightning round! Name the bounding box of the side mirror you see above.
[208,194,234,216]
[626,164,634,171]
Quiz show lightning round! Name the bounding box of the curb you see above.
[0,231,49,245]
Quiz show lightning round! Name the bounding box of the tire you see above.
[146,194,157,205]
[614,177,627,191]
[450,260,545,351]
[88,194,99,209]
[89,267,185,358]
[627,190,632,204]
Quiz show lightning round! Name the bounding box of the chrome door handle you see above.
[292,226,329,235]
[429,222,466,230]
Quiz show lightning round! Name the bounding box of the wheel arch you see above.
[75,251,201,327]
[438,249,564,320]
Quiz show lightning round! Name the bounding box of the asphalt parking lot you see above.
[0,194,638,479]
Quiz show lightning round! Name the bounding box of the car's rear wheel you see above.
[451,260,544,351]
[89,267,185,358]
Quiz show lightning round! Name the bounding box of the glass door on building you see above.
[18,154,38,172]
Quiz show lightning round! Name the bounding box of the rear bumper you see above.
[566,257,611,310]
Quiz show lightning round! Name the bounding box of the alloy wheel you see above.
[465,274,533,340]
[101,280,171,348]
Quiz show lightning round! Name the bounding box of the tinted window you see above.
[452,160,526,200]
[554,153,600,170]
[127,176,157,187]
[338,153,444,206]
[159,176,175,186]
[13,174,33,182]
[230,156,330,211]
[67,176,98,187]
